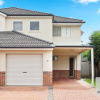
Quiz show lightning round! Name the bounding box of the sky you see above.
[0,0,100,44]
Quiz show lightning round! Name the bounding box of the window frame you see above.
[30,21,39,31]
[13,21,23,31]
[53,27,61,37]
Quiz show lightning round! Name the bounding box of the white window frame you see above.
[30,21,39,31]
[53,27,61,37]
[61,26,71,37]
[13,21,23,31]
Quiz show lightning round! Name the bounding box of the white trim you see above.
[0,12,7,17]
[0,48,53,50]
[91,48,94,86]
[55,47,92,50]
[53,23,84,26]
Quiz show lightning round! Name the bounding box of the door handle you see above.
[22,72,27,73]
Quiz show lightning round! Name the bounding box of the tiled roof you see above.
[0,31,55,48]
[53,16,85,23]
[0,7,85,23]
[0,7,53,16]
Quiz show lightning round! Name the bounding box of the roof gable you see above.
[0,31,54,48]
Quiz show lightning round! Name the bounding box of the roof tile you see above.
[0,7,85,23]
[0,31,55,48]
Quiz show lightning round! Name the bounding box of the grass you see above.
[85,78,96,86]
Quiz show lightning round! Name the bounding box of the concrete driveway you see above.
[0,79,100,100]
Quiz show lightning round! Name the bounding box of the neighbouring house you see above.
[0,7,94,86]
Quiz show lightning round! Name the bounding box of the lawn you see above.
[85,79,96,86]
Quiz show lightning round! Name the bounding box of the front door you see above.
[70,58,74,77]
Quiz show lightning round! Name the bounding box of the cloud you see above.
[73,0,100,4]
[97,8,100,14]
[0,0,4,6]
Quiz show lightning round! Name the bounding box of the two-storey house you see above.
[0,7,94,86]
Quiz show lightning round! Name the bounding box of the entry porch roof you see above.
[53,45,94,55]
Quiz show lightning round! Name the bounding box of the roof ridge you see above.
[0,7,53,15]
[12,31,53,44]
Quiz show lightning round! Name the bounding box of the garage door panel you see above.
[7,78,43,85]
[7,73,43,78]
[7,65,42,69]
[7,69,43,74]
[7,55,42,61]
[7,60,42,64]
[6,54,43,86]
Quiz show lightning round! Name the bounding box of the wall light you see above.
[53,56,58,61]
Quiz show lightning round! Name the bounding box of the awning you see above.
[53,45,94,55]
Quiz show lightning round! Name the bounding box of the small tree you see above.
[83,30,100,77]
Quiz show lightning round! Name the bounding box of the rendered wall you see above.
[53,55,69,70]
[53,26,81,45]
[0,50,53,72]
[0,15,5,31]
[5,17,53,42]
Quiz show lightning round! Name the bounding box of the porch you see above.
[53,46,94,85]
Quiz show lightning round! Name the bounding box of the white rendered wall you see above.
[5,17,53,42]
[76,54,81,70]
[0,15,5,31]
[53,55,69,70]
[0,50,53,72]
[53,26,81,45]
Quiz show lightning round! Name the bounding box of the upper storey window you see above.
[53,27,61,36]
[61,27,71,37]
[30,21,39,30]
[53,26,71,37]
[13,22,22,31]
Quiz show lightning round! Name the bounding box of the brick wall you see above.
[0,72,5,86]
[53,70,69,79]
[74,70,81,80]
[43,71,52,86]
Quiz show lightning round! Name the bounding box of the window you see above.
[61,27,71,37]
[53,27,61,36]
[13,22,22,31]
[53,56,58,61]
[30,21,39,30]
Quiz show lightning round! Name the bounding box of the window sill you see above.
[16,31,23,33]
[29,30,41,33]
[53,36,72,38]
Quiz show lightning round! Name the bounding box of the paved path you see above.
[0,79,100,100]
[0,86,48,100]
[53,79,100,100]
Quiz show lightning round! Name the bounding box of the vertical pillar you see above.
[91,48,94,86]
[43,51,53,86]
[0,52,6,86]
[75,54,81,80]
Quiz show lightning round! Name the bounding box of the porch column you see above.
[75,54,81,80]
[91,48,94,86]
[0,52,6,86]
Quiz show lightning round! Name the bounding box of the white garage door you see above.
[6,54,43,86]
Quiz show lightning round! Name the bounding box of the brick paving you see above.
[0,79,100,100]
[0,86,48,100]
[53,79,100,100]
